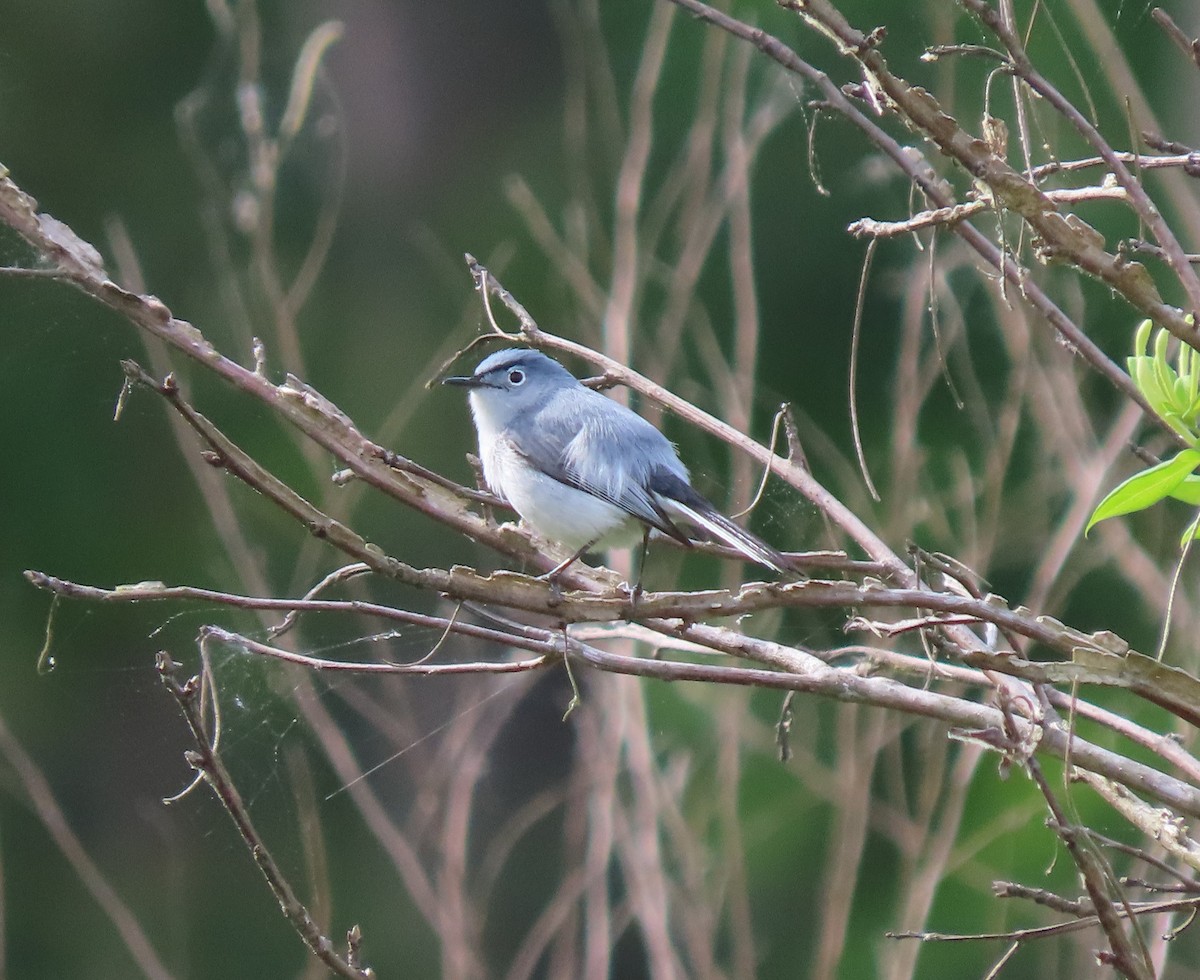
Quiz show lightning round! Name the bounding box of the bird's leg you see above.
[629,526,651,613]
[536,538,598,586]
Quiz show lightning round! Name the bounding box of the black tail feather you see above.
[649,471,791,574]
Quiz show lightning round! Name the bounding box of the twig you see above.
[993,880,1091,916]
[1032,151,1200,180]
[850,185,1130,240]
[1150,8,1200,71]
[270,562,372,638]
[889,894,1200,943]
[1121,239,1200,264]
[1027,757,1154,979]
[729,403,790,519]
[202,625,555,676]
[1076,770,1200,876]
[156,654,374,978]
[848,238,882,502]
[1123,879,1200,895]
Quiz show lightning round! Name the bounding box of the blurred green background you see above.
[1,0,1197,977]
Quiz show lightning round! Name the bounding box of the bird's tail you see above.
[653,475,792,574]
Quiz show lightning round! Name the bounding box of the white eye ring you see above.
[508,368,525,385]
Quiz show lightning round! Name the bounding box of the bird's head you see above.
[443,348,577,430]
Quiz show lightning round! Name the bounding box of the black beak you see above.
[442,375,486,388]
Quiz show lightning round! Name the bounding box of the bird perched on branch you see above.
[444,348,790,581]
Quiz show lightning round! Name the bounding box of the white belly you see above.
[483,437,639,550]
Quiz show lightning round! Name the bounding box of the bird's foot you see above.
[535,568,567,607]
[616,579,645,617]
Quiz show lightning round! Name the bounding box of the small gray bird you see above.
[444,348,789,580]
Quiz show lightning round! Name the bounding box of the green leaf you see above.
[1169,476,1200,506]
[1182,343,1198,394]
[1132,355,1170,414]
[1086,449,1200,535]
[1162,411,1198,444]
[1181,511,1200,547]
[1155,324,1171,364]
[1175,375,1194,413]
[1134,318,1153,356]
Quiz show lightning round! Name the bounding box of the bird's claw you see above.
[536,569,566,606]
[616,579,645,616]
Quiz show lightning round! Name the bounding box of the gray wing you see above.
[505,386,693,545]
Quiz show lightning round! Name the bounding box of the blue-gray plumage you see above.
[443,348,789,577]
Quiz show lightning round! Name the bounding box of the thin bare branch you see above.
[156,655,373,979]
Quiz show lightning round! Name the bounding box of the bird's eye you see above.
[508,368,525,385]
